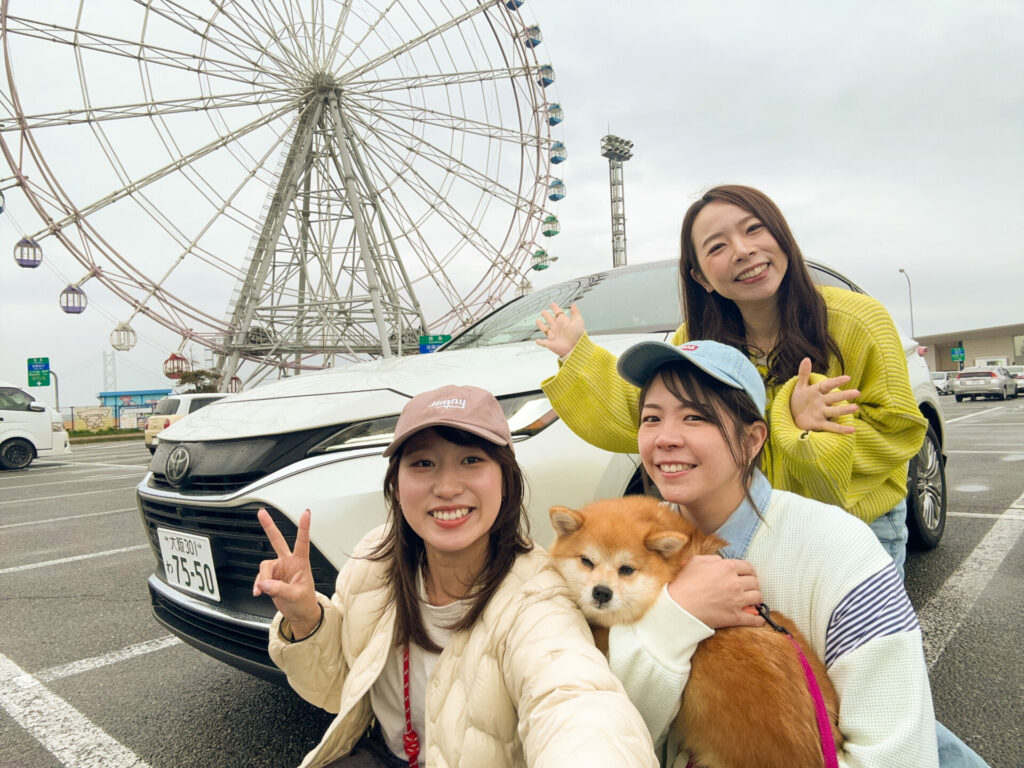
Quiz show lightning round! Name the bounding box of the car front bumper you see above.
[148,573,283,683]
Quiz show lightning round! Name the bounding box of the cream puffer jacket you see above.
[269,528,657,768]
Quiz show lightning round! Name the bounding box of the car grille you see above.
[148,471,266,495]
[138,498,339,616]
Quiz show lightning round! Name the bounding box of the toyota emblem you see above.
[165,446,191,487]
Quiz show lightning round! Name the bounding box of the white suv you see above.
[136,259,947,681]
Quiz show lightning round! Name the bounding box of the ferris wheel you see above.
[0,0,565,387]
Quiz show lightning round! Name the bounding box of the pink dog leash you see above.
[682,604,839,768]
[756,604,840,768]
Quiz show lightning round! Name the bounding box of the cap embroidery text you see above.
[429,398,466,410]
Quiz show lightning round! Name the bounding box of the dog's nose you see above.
[592,585,613,605]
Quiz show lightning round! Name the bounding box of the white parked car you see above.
[144,393,226,454]
[931,370,954,396]
[0,380,70,469]
[136,259,947,681]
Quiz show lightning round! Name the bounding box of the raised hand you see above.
[789,357,860,434]
[665,555,766,629]
[253,508,321,638]
[535,301,585,358]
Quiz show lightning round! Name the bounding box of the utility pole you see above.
[600,135,633,268]
[898,268,916,338]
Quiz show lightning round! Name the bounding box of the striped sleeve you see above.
[824,564,919,668]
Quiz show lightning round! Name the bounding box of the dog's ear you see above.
[645,530,689,559]
[549,506,583,537]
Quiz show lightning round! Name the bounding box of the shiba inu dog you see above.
[549,495,842,768]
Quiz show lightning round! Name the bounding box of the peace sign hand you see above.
[253,508,321,638]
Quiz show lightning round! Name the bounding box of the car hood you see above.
[163,332,664,440]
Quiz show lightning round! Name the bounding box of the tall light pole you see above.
[898,268,916,338]
[600,135,633,268]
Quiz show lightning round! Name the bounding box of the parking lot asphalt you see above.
[1,397,1022,768]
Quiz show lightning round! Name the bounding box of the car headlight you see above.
[307,392,558,457]
[51,422,65,432]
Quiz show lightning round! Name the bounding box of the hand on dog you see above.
[666,556,766,629]
[253,508,321,639]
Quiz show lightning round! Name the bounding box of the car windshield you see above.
[444,261,683,350]
[443,259,858,351]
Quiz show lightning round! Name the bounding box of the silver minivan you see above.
[0,381,71,469]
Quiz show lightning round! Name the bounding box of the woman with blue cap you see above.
[536,185,988,767]
[610,337,936,767]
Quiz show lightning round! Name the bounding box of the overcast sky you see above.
[1,0,1022,408]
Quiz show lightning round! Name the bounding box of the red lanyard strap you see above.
[402,643,420,768]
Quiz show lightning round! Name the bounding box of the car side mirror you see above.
[28,402,47,412]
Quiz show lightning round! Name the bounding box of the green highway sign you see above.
[27,357,50,387]
[419,334,452,354]
[951,347,965,362]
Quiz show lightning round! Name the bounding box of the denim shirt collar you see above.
[714,471,771,559]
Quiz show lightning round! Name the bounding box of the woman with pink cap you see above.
[253,384,656,768]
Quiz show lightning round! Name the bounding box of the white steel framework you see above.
[0,0,559,386]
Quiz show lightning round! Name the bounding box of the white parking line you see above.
[0,473,146,491]
[0,651,150,767]
[0,508,137,530]
[64,466,149,473]
[0,545,148,575]
[946,450,1024,454]
[919,492,1024,669]
[35,637,181,684]
[7,466,141,479]
[944,407,1002,424]
[949,511,1024,521]
[0,486,141,505]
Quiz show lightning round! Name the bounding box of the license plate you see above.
[157,527,221,601]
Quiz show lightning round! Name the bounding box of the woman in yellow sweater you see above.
[535,184,927,576]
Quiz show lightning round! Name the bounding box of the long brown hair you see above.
[679,184,843,383]
[638,362,766,509]
[367,426,531,653]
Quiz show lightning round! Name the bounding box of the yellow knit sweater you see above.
[540,286,928,524]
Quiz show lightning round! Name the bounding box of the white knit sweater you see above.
[607,489,939,768]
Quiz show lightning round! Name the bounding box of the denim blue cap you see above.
[616,339,767,417]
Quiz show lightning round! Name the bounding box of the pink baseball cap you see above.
[383,384,513,457]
